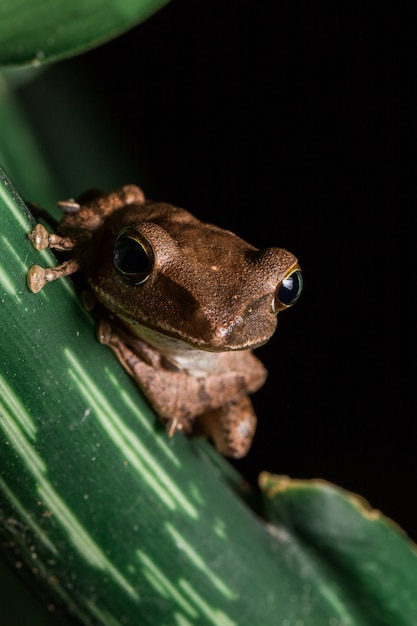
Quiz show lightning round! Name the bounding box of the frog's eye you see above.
[273,266,303,312]
[113,228,155,285]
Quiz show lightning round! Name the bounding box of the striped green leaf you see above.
[1,167,417,625]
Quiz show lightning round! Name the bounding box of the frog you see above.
[27,185,302,458]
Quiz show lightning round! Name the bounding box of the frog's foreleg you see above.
[197,396,257,459]
[97,319,255,450]
[97,319,197,435]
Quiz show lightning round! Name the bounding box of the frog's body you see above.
[27,185,302,457]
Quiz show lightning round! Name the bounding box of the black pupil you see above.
[113,236,151,280]
[278,269,303,306]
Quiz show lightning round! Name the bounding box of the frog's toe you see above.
[28,223,50,250]
[27,265,47,293]
[198,396,257,458]
[96,319,113,345]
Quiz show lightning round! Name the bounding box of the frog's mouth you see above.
[94,282,277,352]
[118,314,203,352]
[116,311,272,353]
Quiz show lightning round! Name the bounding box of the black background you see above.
[20,3,416,538]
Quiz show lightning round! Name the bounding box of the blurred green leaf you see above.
[0,0,169,67]
[260,473,417,626]
[0,558,63,626]
[0,75,62,207]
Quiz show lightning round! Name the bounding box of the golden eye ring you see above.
[272,265,303,312]
[113,227,155,285]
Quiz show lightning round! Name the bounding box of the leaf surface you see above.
[0,0,169,66]
[1,168,417,625]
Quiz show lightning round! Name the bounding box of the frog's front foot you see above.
[198,396,257,458]
[166,417,184,437]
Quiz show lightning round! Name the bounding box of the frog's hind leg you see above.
[28,223,78,252]
[197,396,257,459]
[27,258,80,293]
[27,223,82,293]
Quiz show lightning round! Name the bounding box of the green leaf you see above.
[1,167,417,625]
[0,0,169,67]
[260,473,417,626]
[0,77,62,208]
[0,558,62,626]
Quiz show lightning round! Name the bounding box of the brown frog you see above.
[27,185,302,457]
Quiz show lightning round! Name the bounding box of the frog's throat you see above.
[118,314,223,376]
